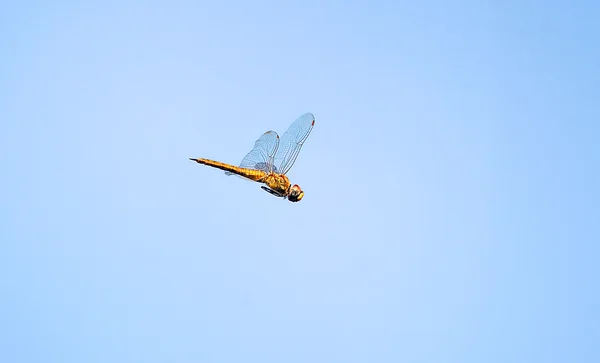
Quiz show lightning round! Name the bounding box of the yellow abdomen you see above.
[190,158,266,181]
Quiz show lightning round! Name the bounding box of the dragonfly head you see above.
[288,184,304,202]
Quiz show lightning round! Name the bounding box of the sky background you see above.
[1,0,599,362]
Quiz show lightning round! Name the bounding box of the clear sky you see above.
[1,1,598,362]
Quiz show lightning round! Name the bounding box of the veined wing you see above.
[273,113,315,175]
[225,130,280,177]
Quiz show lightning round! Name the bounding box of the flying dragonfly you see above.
[190,113,315,202]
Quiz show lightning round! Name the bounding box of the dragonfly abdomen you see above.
[190,158,265,181]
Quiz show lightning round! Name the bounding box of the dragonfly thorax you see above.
[262,173,291,196]
[261,173,305,202]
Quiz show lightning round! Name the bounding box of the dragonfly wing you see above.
[225,130,280,177]
[274,113,315,175]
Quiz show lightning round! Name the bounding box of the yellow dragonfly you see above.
[190,113,315,202]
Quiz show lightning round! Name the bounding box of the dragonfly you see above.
[190,112,315,202]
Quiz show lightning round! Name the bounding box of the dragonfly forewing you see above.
[274,112,315,175]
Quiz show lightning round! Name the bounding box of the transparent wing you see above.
[273,113,315,175]
[225,130,280,176]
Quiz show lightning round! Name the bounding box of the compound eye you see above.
[288,185,304,202]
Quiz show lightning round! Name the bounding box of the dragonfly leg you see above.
[261,186,285,198]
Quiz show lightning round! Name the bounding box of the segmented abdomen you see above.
[191,158,265,181]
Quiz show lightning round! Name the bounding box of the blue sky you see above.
[1,1,598,362]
